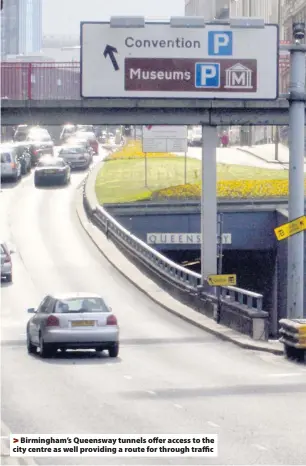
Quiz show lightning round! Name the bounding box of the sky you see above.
[42,0,185,35]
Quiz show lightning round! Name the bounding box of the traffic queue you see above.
[0,123,100,187]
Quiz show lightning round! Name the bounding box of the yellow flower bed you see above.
[106,140,177,160]
[152,179,306,200]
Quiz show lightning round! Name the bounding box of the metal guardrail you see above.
[84,183,263,312]
[0,61,293,101]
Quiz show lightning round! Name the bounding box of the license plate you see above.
[71,320,95,327]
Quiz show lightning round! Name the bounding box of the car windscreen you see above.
[14,132,27,141]
[1,152,12,163]
[28,131,51,142]
[75,132,95,140]
[55,297,109,313]
[60,147,84,154]
[37,158,65,167]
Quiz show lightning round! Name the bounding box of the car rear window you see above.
[55,298,109,313]
[1,153,12,163]
[37,158,65,167]
[60,147,83,154]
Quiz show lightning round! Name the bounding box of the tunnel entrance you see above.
[164,248,277,335]
[221,249,276,321]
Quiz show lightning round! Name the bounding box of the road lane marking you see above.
[268,373,305,377]
[252,444,268,451]
[207,421,220,428]
[173,404,183,409]
[147,390,156,396]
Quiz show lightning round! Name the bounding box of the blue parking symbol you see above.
[208,31,233,56]
[195,63,220,88]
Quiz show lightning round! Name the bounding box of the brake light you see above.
[4,254,11,263]
[10,163,16,169]
[33,149,38,155]
[106,315,117,326]
[46,315,60,327]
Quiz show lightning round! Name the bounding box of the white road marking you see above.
[173,404,183,409]
[252,444,268,451]
[207,421,220,428]
[147,390,156,396]
[268,373,305,378]
[124,375,132,380]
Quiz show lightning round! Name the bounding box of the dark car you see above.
[26,128,54,166]
[66,136,93,162]
[13,126,54,166]
[34,156,70,187]
[58,144,91,170]
[13,142,32,175]
[75,131,99,155]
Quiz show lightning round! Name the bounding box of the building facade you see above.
[1,0,42,58]
[185,0,279,22]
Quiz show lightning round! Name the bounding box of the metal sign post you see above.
[201,126,218,285]
[215,213,224,323]
[286,28,306,319]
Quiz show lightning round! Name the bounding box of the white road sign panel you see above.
[142,125,188,153]
[81,21,278,99]
[147,233,232,245]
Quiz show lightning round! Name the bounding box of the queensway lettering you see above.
[125,37,201,49]
[129,69,191,81]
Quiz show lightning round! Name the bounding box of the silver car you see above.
[0,241,13,282]
[26,292,119,358]
[1,145,22,181]
[58,144,91,169]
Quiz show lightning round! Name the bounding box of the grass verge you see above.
[96,141,305,204]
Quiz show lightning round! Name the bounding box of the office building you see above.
[1,0,42,58]
[185,0,278,22]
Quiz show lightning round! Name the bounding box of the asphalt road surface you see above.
[1,149,306,465]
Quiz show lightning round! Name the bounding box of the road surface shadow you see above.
[28,349,122,365]
[0,179,20,190]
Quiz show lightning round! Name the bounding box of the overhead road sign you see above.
[274,215,306,241]
[207,274,237,287]
[142,125,188,153]
[80,18,278,100]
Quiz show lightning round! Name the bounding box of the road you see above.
[184,146,288,170]
[1,148,306,465]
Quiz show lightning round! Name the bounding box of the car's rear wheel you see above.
[39,335,56,358]
[108,343,119,358]
[27,332,36,354]
[6,273,12,283]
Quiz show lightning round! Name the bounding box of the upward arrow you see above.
[103,44,119,71]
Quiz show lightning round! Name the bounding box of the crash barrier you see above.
[82,171,269,341]
[279,318,306,361]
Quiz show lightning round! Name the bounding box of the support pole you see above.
[274,126,279,161]
[184,151,187,184]
[287,43,306,319]
[216,213,223,323]
[201,126,218,285]
[144,152,148,188]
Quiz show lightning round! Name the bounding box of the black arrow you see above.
[103,44,119,71]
